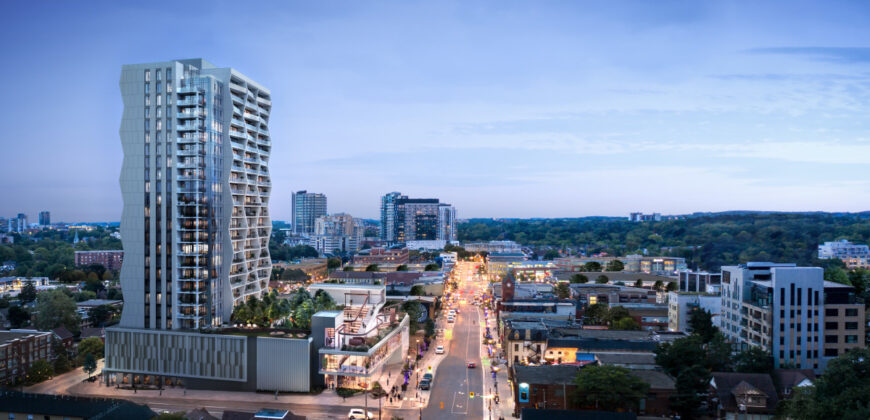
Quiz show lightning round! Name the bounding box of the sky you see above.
[1,1,869,221]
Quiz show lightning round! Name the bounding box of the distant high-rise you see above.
[379,192,402,242]
[38,211,50,226]
[291,190,327,235]
[118,58,272,330]
[379,192,457,243]
[16,213,27,232]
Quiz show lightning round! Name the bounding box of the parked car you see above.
[348,408,374,419]
[436,345,444,354]
[467,362,476,368]
[420,379,431,390]
[423,373,433,381]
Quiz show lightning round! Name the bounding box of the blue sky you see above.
[1,1,869,221]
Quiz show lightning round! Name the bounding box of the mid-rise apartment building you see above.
[720,263,865,372]
[291,190,327,235]
[818,239,870,269]
[378,192,456,243]
[75,250,125,271]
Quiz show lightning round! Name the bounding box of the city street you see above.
[422,261,485,419]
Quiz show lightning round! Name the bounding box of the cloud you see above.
[746,47,870,64]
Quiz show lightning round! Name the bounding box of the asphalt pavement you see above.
[423,265,485,419]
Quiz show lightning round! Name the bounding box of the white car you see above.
[447,316,454,323]
[435,345,444,354]
[348,408,374,419]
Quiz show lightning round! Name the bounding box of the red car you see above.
[467,362,476,368]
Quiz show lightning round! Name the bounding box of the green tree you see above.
[396,264,409,271]
[313,290,337,312]
[77,337,105,364]
[365,264,380,272]
[82,353,97,379]
[666,282,678,292]
[670,364,710,419]
[424,263,440,271]
[34,289,80,335]
[54,353,72,374]
[584,303,610,325]
[633,279,643,288]
[570,273,588,284]
[410,285,426,296]
[327,257,342,270]
[687,308,718,343]
[343,266,354,271]
[605,260,625,272]
[824,266,850,285]
[612,317,640,330]
[595,275,609,284]
[542,249,560,260]
[424,318,436,338]
[25,359,54,384]
[88,304,116,327]
[555,282,571,299]
[655,335,706,377]
[8,305,30,328]
[734,347,773,374]
[401,301,424,331]
[583,261,602,272]
[608,306,631,323]
[19,282,37,303]
[572,365,649,411]
[782,348,870,420]
[653,280,664,291]
[293,300,315,329]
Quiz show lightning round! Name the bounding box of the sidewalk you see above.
[480,305,516,420]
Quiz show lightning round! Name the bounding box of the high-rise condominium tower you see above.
[119,58,272,330]
[379,192,457,243]
[291,190,327,235]
[38,211,50,226]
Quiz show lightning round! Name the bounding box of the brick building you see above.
[74,250,124,271]
[0,330,54,386]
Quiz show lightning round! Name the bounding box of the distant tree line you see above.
[458,213,870,270]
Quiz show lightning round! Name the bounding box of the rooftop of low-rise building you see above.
[0,390,156,420]
[628,369,675,390]
[0,329,51,345]
[595,352,657,366]
[514,364,581,385]
[710,372,779,414]
[76,299,123,308]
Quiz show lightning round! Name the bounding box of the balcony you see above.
[177,110,204,119]
[177,98,202,107]
[177,86,202,95]
[177,122,204,132]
